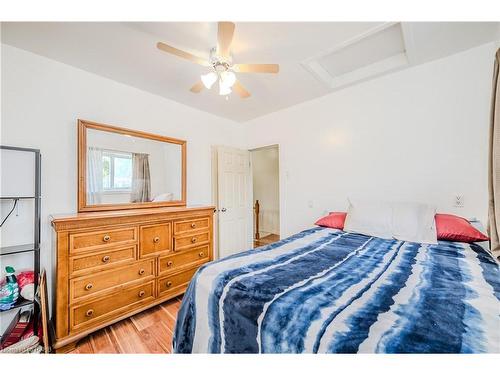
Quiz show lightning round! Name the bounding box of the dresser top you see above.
[51,205,215,230]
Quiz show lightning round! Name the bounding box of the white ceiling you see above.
[2,22,499,122]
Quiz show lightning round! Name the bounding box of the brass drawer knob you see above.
[86,309,94,317]
[103,235,111,242]
[191,223,197,229]
[138,290,145,298]
[191,237,197,243]
[138,268,145,275]
[102,255,110,263]
[153,236,160,243]
[85,283,93,290]
[166,281,172,288]
[199,252,204,257]
[167,260,173,267]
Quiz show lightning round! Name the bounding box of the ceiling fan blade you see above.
[217,22,235,58]
[190,81,205,93]
[157,42,210,66]
[233,64,279,74]
[233,80,251,99]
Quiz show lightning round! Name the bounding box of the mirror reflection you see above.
[86,128,182,205]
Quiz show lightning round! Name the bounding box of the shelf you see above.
[0,298,34,314]
[0,196,38,200]
[0,145,41,338]
[0,244,36,256]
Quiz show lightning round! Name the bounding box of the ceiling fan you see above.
[156,22,279,99]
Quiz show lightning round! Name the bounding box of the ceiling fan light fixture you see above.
[219,80,232,96]
[220,71,236,88]
[201,72,217,89]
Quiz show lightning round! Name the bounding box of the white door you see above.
[217,146,253,259]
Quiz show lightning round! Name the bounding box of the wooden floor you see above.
[69,296,181,354]
[254,233,280,248]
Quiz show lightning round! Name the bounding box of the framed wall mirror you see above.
[78,119,186,212]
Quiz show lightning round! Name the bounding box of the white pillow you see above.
[391,202,437,244]
[343,198,393,240]
[152,192,174,202]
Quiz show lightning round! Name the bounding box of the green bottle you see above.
[0,266,20,310]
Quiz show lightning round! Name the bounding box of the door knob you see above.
[221,208,227,212]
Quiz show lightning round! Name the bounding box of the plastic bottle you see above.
[0,266,20,310]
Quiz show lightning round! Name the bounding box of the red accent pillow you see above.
[435,214,489,243]
[315,212,347,229]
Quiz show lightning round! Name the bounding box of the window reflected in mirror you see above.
[83,125,184,208]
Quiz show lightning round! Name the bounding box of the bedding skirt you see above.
[173,227,500,353]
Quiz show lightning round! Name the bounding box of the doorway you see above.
[211,144,280,260]
[250,145,280,248]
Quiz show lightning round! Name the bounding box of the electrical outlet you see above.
[308,200,314,208]
[454,194,464,208]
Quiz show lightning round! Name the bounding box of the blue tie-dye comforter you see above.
[173,227,500,353]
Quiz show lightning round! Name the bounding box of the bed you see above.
[173,227,500,353]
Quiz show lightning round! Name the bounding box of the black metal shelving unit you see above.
[0,145,41,339]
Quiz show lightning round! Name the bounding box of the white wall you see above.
[251,146,280,235]
[245,42,497,237]
[163,143,182,200]
[0,44,246,321]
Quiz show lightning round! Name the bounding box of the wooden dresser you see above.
[50,205,214,353]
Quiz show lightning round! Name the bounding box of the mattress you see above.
[173,227,500,353]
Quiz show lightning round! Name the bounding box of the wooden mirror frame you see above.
[78,119,187,212]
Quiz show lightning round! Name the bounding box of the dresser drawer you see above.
[70,281,155,332]
[70,259,155,302]
[157,267,198,297]
[174,231,210,252]
[159,245,209,275]
[139,222,172,258]
[69,246,137,277]
[174,217,210,235]
[70,227,137,254]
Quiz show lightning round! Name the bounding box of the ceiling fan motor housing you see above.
[210,47,232,72]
